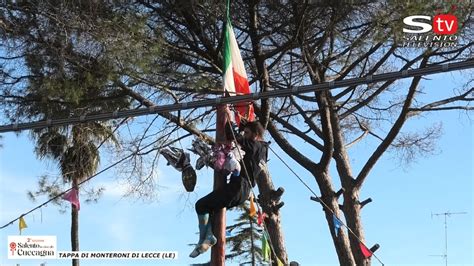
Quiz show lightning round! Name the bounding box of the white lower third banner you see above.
[57,251,178,260]
[8,236,177,260]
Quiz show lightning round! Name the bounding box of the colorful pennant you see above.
[360,242,373,258]
[261,232,271,262]
[249,194,256,217]
[62,188,80,210]
[277,257,285,266]
[19,216,27,235]
[333,214,343,237]
[257,210,267,226]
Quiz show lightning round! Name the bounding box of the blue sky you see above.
[0,72,472,266]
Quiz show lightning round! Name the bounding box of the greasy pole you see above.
[210,104,227,265]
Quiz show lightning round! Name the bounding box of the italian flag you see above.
[222,15,255,124]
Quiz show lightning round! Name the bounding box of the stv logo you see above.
[403,15,458,35]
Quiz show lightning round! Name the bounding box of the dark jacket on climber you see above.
[189,108,267,258]
[228,121,268,188]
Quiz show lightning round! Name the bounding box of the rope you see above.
[224,112,283,264]
[0,124,178,230]
[267,146,385,265]
[0,116,129,229]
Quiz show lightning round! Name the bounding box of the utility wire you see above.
[1,60,472,133]
[0,105,148,227]
[268,145,385,265]
[2,59,472,263]
[0,125,176,230]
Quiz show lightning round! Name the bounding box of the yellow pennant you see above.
[277,257,285,266]
[249,194,256,217]
[19,216,27,235]
[261,233,271,262]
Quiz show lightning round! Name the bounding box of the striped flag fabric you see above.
[222,0,255,125]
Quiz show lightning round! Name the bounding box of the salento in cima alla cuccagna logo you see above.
[401,5,461,48]
[8,236,57,259]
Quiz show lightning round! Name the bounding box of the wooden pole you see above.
[250,216,255,266]
[210,104,227,265]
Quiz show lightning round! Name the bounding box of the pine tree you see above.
[226,203,266,265]
[1,2,149,265]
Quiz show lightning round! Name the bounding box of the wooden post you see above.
[210,104,227,265]
[250,216,255,266]
[71,177,79,266]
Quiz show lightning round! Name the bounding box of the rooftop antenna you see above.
[430,211,467,266]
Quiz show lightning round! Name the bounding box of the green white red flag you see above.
[222,3,255,124]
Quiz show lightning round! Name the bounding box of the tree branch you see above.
[408,87,474,116]
[289,95,324,139]
[247,0,271,128]
[266,119,319,173]
[340,51,428,120]
[354,58,429,190]
[268,108,325,152]
[315,91,334,171]
[116,81,215,145]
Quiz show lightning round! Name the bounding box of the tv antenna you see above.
[430,211,467,266]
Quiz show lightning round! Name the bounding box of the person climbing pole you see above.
[189,106,268,258]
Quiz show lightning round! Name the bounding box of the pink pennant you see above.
[359,243,373,258]
[257,211,267,226]
[62,188,80,210]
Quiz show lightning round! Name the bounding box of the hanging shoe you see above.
[159,148,181,169]
[182,165,197,192]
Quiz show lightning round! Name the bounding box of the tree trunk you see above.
[211,104,228,265]
[247,0,271,129]
[71,178,79,266]
[314,169,356,266]
[256,165,288,264]
[246,1,289,262]
[326,92,371,266]
[343,189,370,266]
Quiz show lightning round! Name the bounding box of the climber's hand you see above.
[224,105,233,118]
[238,117,248,131]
